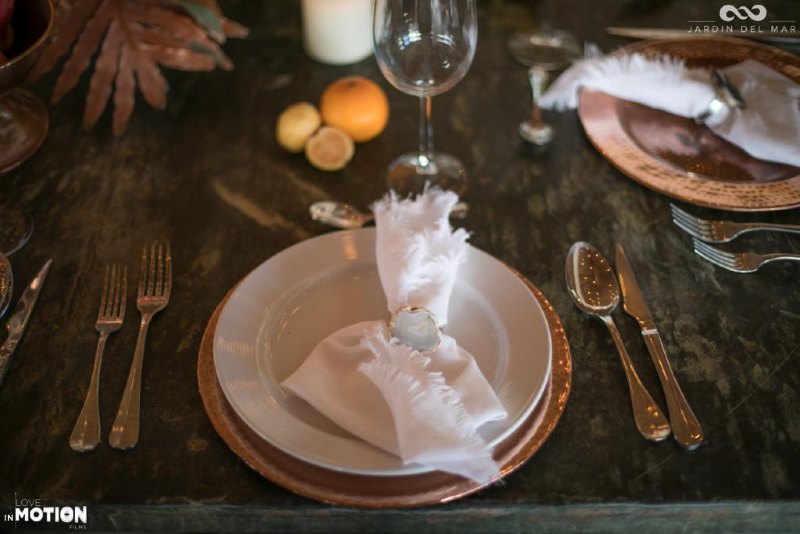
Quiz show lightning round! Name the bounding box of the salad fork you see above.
[70,265,127,452]
[692,238,800,273]
[671,204,800,243]
[109,243,172,449]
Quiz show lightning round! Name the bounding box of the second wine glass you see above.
[373,0,477,196]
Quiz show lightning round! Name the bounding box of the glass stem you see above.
[528,66,548,126]
[419,96,434,166]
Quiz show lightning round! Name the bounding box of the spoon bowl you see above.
[310,201,371,230]
[565,241,620,316]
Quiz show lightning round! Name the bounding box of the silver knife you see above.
[0,259,52,387]
[615,244,704,450]
[607,26,800,45]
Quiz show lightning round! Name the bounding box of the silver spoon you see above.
[565,241,671,442]
[310,200,469,230]
[0,253,12,319]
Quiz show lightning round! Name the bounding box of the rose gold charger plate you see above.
[578,36,800,212]
[197,276,571,508]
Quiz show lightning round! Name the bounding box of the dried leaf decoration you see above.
[30,0,248,135]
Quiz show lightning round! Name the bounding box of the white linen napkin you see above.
[282,189,507,483]
[540,52,800,168]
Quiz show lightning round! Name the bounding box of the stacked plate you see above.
[206,228,567,504]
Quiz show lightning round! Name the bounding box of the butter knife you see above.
[0,259,52,387]
[606,27,800,45]
[615,244,704,450]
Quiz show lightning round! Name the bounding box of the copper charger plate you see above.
[197,275,571,508]
[578,36,800,212]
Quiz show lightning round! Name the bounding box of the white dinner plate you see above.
[213,228,552,476]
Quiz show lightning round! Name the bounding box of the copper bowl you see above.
[0,0,55,173]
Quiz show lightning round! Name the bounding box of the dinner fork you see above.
[109,243,172,449]
[671,204,800,243]
[692,238,800,273]
[70,265,127,452]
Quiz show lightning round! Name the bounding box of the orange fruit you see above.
[320,77,389,143]
[305,126,355,172]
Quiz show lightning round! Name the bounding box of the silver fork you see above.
[109,243,172,449]
[671,204,800,243]
[692,238,800,273]
[70,265,127,452]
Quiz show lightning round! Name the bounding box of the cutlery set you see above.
[566,242,703,450]
[671,204,800,273]
[70,243,172,452]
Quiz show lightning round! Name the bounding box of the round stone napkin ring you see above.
[389,306,443,354]
[695,68,746,125]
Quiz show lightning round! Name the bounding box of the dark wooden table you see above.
[2,0,799,531]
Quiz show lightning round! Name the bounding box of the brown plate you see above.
[197,275,571,508]
[578,36,800,212]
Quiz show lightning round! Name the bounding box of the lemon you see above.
[276,102,322,153]
[305,126,355,172]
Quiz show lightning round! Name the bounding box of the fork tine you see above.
[155,243,164,296]
[692,239,739,266]
[108,265,118,317]
[693,244,730,269]
[669,203,696,221]
[112,264,123,317]
[164,244,172,298]
[671,216,705,239]
[670,208,705,230]
[138,246,148,297]
[670,208,712,237]
[692,239,729,261]
[98,265,110,319]
[693,239,731,266]
[670,206,712,233]
[148,243,158,295]
[669,203,707,225]
[118,266,127,318]
[111,265,125,317]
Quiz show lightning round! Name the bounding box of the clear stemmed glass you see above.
[373,0,477,196]
[507,2,580,146]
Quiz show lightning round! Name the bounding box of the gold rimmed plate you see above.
[197,272,571,508]
[578,36,800,212]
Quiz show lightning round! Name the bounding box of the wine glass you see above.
[507,7,580,145]
[373,0,477,196]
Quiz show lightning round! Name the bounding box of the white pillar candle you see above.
[301,0,374,65]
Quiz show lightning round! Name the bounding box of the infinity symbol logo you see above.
[719,4,767,21]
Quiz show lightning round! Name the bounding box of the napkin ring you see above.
[389,306,442,354]
[695,68,746,125]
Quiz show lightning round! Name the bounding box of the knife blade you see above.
[606,26,800,45]
[615,244,704,450]
[0,259,52,387]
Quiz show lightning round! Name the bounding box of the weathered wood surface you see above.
[1,0,799,531]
